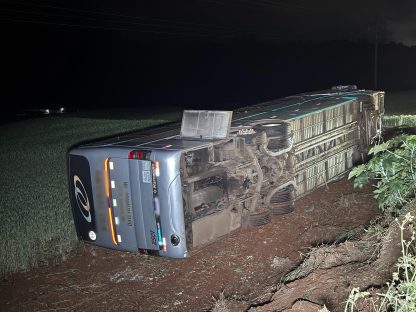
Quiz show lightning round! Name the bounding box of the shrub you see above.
[345,130,416,312]
[348,135,416,215]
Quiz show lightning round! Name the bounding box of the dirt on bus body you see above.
[0,177,381,312]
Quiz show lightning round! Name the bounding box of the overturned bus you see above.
[68,85,384,258]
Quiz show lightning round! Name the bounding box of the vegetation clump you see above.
[337,132,416,311]
[349,134,416,215]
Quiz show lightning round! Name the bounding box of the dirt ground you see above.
[0,178,381,312]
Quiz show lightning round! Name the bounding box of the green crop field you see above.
[0,112,179,277]
[383,114,416,128]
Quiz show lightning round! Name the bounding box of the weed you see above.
[343,287,370,312]
[329,213,416,312]
[211,292,230,312]
[357,221,386,261]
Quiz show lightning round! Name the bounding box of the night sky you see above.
[2,1,416,111]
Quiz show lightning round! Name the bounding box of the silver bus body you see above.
[68,86,384,258]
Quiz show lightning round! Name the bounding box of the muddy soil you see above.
[0,178,380,312]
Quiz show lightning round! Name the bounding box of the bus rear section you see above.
[68,147,188,258]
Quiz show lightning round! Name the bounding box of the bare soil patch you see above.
[251,202,416,312]
[0,178,380,312]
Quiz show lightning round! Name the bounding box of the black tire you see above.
[244,209,271,227]
[255,123,290,152]
[270,201,294,215]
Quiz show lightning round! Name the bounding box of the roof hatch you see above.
[180,110,232,140]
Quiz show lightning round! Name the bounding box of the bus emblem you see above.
[74,175,92,223]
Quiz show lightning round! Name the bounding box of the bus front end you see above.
[68,147,188,258]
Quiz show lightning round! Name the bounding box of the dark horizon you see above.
[4,37,416,111]
[3,1,416,112]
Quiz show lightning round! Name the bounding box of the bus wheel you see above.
[243,208,271,227]
[270,201,294,215]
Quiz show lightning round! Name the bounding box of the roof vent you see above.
[180,110,232,140]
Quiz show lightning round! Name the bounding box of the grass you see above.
[382,90,416,127]
[383,114,416,128]
[0,112,179,277]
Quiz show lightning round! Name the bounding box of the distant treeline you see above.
[4,33,416,110]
